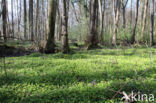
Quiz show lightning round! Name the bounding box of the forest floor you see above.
[0,43,156,102]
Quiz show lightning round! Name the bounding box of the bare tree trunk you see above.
[42,0,57,53]
[24,0,27,40]
[113,0,117,22]
[41,0,45,40]
[55,1,62,41]
[141,0,149,41]
[55,0,59,41]
[35,0,39,41]
[17,0,21,39]
[140,0,145,26]
[2,0,7,42]
[57,1,62,41]
[95,1,99,30]
[0,5,2,39]
[7,10,11,38]
[61,0,70,53]
[98,0,105,45]
[0,30,1,40]
[150,0,155,46]
[11,0,14,37]
[131,0,139,44]
[130,0,132,26]
[122,6,126,28]
[29,0,34,41]
[112,0,121,46]
[86,0,99,49]
[58,20,62,41]
[121,0,128,28]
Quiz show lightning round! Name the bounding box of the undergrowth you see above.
[0,47,156,103]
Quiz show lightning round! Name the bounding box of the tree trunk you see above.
[150,0,155,46]
[112,0,121,46]
[35,0,39,41]
[55,2,62,41]
[0,15,1,39]
[29,0,34,41]
[121,0,128,28]
[98,0,105,45]
[0,30,1,40]
[139,0,145,26]
[61,0,70,53]
[86,0,99,49]
[122,6,126,28]
[11,0,14,37]
[43,0,57,53]
[141,0,149,41]
[24,0,27,40]
[131,0,139,44]
[17,0,21,39]
[55,0,59,41]
[41,0,46,41]
[130,0,132,26]
[2,0,7,42]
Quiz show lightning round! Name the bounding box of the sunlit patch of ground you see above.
[0,47,156,102]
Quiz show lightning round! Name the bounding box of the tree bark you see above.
[141,0,149,41]
[122,6,126,28]
[121,0,128,28]
[43,0,57,53]
[11,0,14,37]
[86,0,99,49]
[29,0,34,41]
[130,0,132,26]
[41,0,46,40]
[131,0,139,44]
[112,0,121,46]
[55,1,62,41]
[98,0,105,45]
[61,0,70,53]
[35,0,39,41]
[150,0,155,46]
[0,11,1,39]
[2,0,7,42]
[140,0,145,26]
[24,0,27,40]
[17,0,21,39]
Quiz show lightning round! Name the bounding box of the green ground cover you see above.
[0,47,156,103]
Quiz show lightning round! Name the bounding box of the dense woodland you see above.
[0,0,156,103]
[0,0,155,53]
